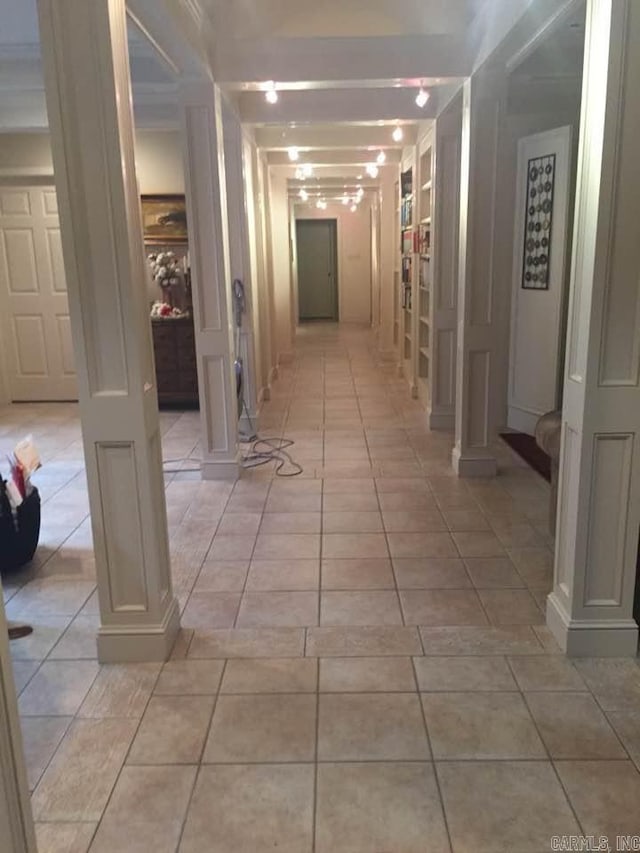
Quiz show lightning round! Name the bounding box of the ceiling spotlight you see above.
[288,147,299,162]
[350,204,357,213]
[299,188,308,201]
[342,195,349,205]
[265,81,278,104]
[376,151,386,165]
[415,88,429,109]
[392,125,403,142]
[365,163,379,178]
[356,187,364,199]
[302,163,313,177]
[316,199,327,210]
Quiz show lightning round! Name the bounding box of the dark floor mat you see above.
[500,431,551,482]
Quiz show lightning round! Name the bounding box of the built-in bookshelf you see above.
[400,167,414,372]
[393,179,400,348]
[417,144,433,399]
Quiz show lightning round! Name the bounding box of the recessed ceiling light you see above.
[366,163,379,178]
[415,88,429,108]
[265,81,278,104]
[392,126,403,142]
[356,174,363,180]
[376,151,386,165]
[288,147,299,161]
[342,196,349,205]
[350,204,357,212]
[299,188,308,201]
[302,164,313,177]
[316,199,327,210]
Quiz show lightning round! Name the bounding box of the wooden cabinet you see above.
[151,316,199,406]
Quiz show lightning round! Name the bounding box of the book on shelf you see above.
[401,283,412,310]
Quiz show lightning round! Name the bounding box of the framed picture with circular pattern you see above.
[521,154,555,290]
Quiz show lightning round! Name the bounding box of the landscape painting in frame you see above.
[141,195,188,243]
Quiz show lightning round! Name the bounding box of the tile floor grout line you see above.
[504,654,589,838]
[411,654,455,852]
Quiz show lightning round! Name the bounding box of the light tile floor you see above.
[2,323,640,851]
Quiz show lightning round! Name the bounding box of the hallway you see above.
[4,324,640,851]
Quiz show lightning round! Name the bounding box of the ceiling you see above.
[0,0,585,199]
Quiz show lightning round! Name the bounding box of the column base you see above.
[547,592,639,657]
[428,410,454,431]
[452,445,497,477]
[201,458,240,480]
[97,596,181,663]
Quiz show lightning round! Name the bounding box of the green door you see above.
[296,219,338,321]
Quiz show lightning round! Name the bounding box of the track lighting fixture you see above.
[316,199,327,210]
[392,125,403,142]
[350,204,357,213]
[299,188,308,201]
[366,163,379,178]
[288,147,299,161]
[302,163,313,177]
[376,151,386,165]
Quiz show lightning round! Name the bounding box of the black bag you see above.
[0,479,41,574]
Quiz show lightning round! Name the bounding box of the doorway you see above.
[0,185,77,400]
[296,218,338,321]
[507,126,573,434]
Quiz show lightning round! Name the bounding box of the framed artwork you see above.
[141,195,188,243]
[521,154,555,290]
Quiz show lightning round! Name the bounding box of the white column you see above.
[221,101,260,434]
[547,0,640,657]
[181,82,240,479]
[38,0,179,662]
[452,70,505,476]
[429,94,461,431]
[267,169,295,364]
[0,597,37,853]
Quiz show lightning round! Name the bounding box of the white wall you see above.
[0,130,184,194]
[294,199,372,325]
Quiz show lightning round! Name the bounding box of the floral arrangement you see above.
[148,251,183,289]
[150,301,185,318]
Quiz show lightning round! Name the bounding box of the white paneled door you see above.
[0,185,76,400]
[507,127,572,434]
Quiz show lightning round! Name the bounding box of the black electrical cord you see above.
[162,396,303,478]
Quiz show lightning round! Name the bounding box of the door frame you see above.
[295,217,339,322]
[0,175,57,405]
[507,125,573,434]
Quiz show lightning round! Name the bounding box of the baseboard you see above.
[97,596,181,663]
[201,458,240,480]
[546,593,639,657]
[239,413,258,439]
[451,445,498,477]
